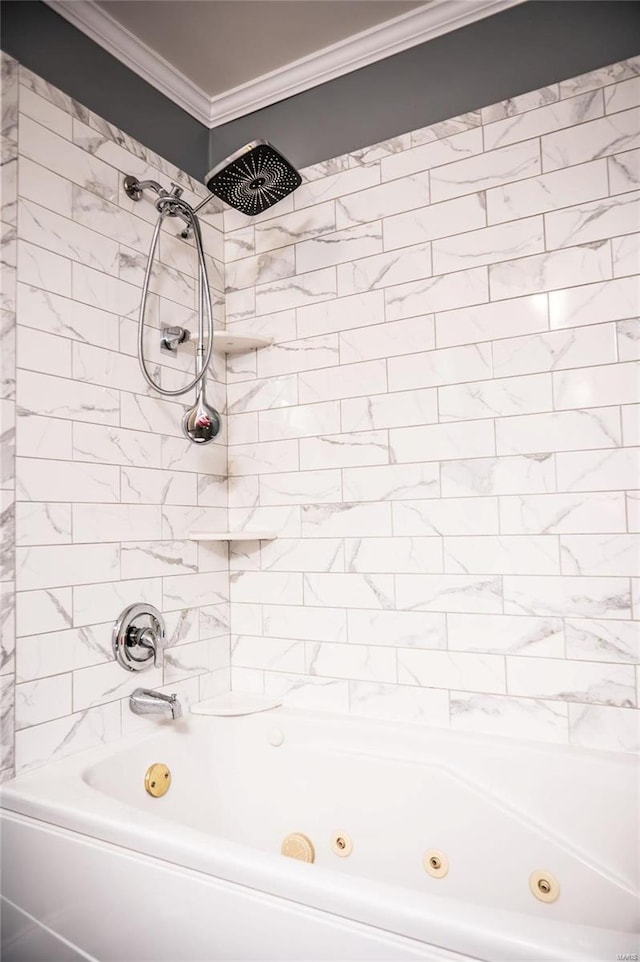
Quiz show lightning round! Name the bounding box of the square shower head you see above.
[204,140,302,216]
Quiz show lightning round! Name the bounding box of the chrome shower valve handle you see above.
[113,603,165,672]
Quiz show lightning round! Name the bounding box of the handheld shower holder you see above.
[160,326,191,356]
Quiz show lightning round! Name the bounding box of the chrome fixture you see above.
[125,142,300,443]
[113,603,165,672]
[204,141,301,216]
[130,688,183,720]
[160,325,191,356]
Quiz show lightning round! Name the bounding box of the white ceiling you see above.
[96,0,423,96]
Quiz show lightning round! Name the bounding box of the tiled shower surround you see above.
[223,55,640,753]
[1,51,230,778]
[0,53,639,777]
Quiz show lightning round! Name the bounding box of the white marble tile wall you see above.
[1,54,230,776]
[224,56,640,754]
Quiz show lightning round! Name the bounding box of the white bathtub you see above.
[1,706,638,962]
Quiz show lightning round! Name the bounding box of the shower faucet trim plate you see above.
[113,603,165,672]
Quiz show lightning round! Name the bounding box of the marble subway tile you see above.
[608,149,640,195]
[439,372,552,422]
[260,538,343,574]
[489,243,611,301]
[300,430,389,470]
[298,359,387,405]
[566,619,639,664]
[19,115,118,201]
[385,266,488,321]
[227,373,298,414]
[605,76,640,114]
[336,171,430,227]
[431,139,541,204]
[263,672,349,713]
[19,199,119,274]
[546,191,640,250]
[342,463,439,503]
[263,604,346,643]
[435,294,548,349]
[553,361,640,410]
[120,466,196,505]
[347,608,445,649]
[556,447,640,492]
[254,201,336,253]
[16,284,119,349]
[507,656,636,707]
[500,492,626,534]
[259,469,342,506]
[16,241,72,297]
[16,457,119,503]
[492,323,616,377]
[398,649,505,694]
[255,266,336,314]
[301,502,391,539]
[349,682,449,727]
[484,90,603,151]
[15,587,72,637]
[307,640,396,683]
[432,216,544,274]
[441,454,555,497]
[448,613,563,657]
[549,274,640,331]
[72,422,161,469]
[338,241,432,296]
[16,413,71,461]
[304,572,394,610]
[391,418,496,463]
[612,235,640,281]
[17,369,119,426]
[294,165,380,210]
[15,703,120,774]
[341,315,434,365]
[73,578,161,628]
[383,192,486,252]
[344,536,442,574]
[0,585,15,674]
[559,57,640,99]
[569,703,639,753]
[18,156,72,217]
[486,159,609,224]
[225,246,295,292]
[121,540,197,579]
[560,533,640,577]
[229,439,298,476]
[450,692,568,744]
[392,497,498,536]
[230,571,302,606]
[73,503,161,543]
[163,571,228,610]
[161,505,226,541]
[296,290,384,338]
[232,635,305,673]
[395,574,503,614]
[542,109,640,172]
[444,535,560,575]
[15,674,72,729]
[296,222,383,272]
[388,342,491,392]
[257,333,338,378]
[481,85,560,124]
[380,127,483,182]
[503,575,631,619]
[15,502,72,545]
[496,407,621,455]
[341,386,437,433]
[17,543,119,591]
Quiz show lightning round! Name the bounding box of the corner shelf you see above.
[213,331,272,354]
[189,531,277,542]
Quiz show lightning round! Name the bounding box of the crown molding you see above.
[44,0,524,130]
[206,0,524,128]
[43,0,212,124]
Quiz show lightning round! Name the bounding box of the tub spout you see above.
[130,688,183,720]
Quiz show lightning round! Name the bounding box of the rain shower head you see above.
[204,140,301,216]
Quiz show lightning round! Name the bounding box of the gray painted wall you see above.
[0,0,208,179]
[209,1,640,170]
[2,1,639,180]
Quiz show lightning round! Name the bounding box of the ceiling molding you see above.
[44,0,524,130]
[206,0,524,128]
[43,0,212,124]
